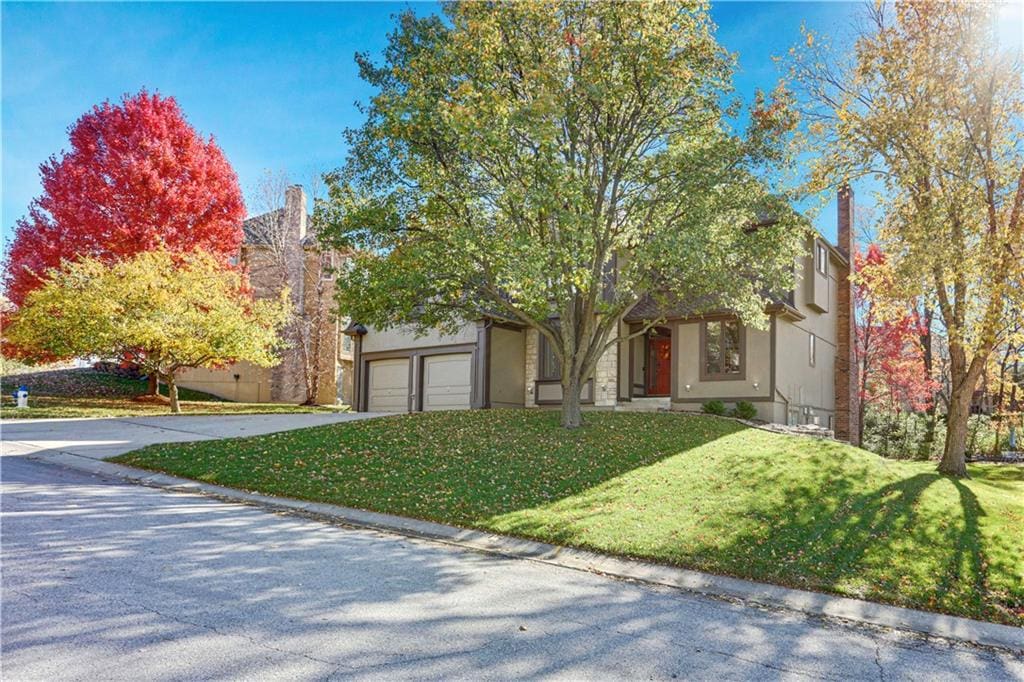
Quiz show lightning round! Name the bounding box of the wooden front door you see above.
[646,336,671,396]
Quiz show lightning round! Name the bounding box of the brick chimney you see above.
[834,185,861,445]
[283,185,308,308]
[266,184,310,403]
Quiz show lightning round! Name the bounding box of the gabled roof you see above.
[242,209,318,248]
[242,209,284,245]
[623,288,800,323]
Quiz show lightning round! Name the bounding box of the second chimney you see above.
[283,185,307,308]
[833,184,860,445]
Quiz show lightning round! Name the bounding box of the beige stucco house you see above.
[347,188,861,444]
[178,186,354,405]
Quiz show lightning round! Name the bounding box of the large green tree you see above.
[323,1,805,427]
[791,1,1024,476]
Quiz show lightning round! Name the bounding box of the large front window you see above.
[702,319,744,380]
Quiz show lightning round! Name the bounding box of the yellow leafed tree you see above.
[791,1,1024,476]
[5,250,290,412]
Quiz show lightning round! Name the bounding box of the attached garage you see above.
[421,353,472,411]
[353,321,519,412]
[367,358,410,412]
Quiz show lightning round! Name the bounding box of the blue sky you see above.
[0,1,925,248]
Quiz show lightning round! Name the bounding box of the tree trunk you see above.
[560,373,583,429]
[164,374,181,414]
[857,400,866,450]
[938,386,971,477]
[919,406,937,459]
[146,373,159,396]
[917,307,937,459]
[991,419,1003,458]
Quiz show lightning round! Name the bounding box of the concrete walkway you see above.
[1,412,383,460]
[3,455,1022,681]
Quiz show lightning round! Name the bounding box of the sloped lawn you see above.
[1,368,340,418]
[114,410,1023,625]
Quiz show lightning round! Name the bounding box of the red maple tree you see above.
[856,245,939,422]
[3,89,245,306]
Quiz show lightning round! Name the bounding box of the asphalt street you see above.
[3,454,1021,681]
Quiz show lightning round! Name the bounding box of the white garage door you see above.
[422,354,472,411]
[368,359,410,412]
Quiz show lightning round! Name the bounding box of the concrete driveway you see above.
[3,455,1022,681]
[1,412,383,460]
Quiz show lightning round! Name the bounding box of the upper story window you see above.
[816,242,828,276]
[321,252,336,277]
[809,333,817,367]
[701,319,744,380]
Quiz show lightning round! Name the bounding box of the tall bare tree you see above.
[246,170,340,405]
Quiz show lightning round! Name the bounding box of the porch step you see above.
[615,397,671,412]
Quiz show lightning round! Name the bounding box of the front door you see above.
[646,336,671,396]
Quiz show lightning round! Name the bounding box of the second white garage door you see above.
[421,353,472,411]
[367,358,410,412]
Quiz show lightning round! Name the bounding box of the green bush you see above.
[860,406,1011,460]
[731,401,758,420]
[701,400,726,416]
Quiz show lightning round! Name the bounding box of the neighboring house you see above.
[346,187,861,444]
[178,186,354,405]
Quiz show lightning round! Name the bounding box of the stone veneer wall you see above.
[523,327,618,408]
[592,343,618,407]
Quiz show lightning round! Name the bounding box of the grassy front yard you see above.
[1,368,342,418]
[114,410,1023,625]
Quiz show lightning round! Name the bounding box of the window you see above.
[809,333,817,367]
[321,252,336,278]
[816,242,828,276]
[538,333,561,380]
[701,319,744,380]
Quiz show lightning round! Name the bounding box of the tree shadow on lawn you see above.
[492,439,1020,625]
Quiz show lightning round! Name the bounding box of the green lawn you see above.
[1,368,342,418]
[113,409,1023,625]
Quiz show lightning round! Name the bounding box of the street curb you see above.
[23,447,1024,654]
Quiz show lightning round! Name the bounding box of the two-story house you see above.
[177,186,354,405]
[346,187,861,444]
